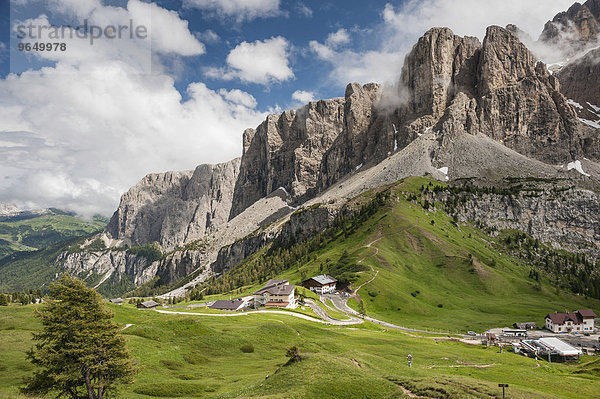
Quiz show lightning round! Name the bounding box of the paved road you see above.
[324,294,451,335]
[304,299,362,325]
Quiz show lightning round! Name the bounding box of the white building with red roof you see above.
[253,279,296,308]
[545,309,596,333]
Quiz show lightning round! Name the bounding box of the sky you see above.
[0,0,578,217]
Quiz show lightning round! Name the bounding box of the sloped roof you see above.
[254,279,291,295]
[139,300,159,308]
[538,338,582,356]
[577,309,597,318]
[308,275,337,285]
[546,312,582,325]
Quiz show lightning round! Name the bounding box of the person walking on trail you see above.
[407,354,412,367]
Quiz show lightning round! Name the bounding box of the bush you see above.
[367,290,379,297]
[240,344,255,353]
[437,304,443,308]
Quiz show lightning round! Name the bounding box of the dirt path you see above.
[121,323,134,331]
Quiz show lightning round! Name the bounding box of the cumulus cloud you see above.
[325,29,351,48]
[309,39,403,86]
[381,0,575,41]
[206,37,294,85]
[184,0,281,23]
[0,1,266,217]
[291,90,315,103]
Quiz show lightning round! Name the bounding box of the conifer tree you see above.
[23,274,136,399]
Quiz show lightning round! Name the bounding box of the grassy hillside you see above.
[1,303,599,398]
[204,177,600,332]
[0,212,107,258]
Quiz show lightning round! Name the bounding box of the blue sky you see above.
[2,0,399,109]
[0,0,576,215]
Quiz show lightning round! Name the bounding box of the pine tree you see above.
[22,274,136,399]
[0,293,7,306]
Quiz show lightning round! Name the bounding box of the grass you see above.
[230,177,600,333]
[1,303,599,398]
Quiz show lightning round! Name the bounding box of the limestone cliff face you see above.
[540,0,600,54]
[230,99,345,218]
[446,188,600,259]
[230,84,384,219]
[106,159,240,251]
[397,26,586,165]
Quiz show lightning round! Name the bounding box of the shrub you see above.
[437,304,443,308]
[240,344,255,353]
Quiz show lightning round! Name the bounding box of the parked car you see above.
[467,331,477,336]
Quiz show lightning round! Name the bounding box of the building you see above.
[108,298,123,304]
[545,309,597,333]
[302,275,338,294]
[502,328,527,338]
[254,279,296,308]
[209,299,250,311]
[137,300,160,309]
[513,322,538,330]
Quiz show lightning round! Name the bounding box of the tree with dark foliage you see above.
[22,274,136,399]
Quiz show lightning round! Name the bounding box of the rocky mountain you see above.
[4,20,600,297]
[0,203,20,217]
[540,0,600,55]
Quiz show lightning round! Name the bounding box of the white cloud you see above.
[0,1,266,217]
[381,0,576,44]
[326,29,350,48]
[309,39,403,86]
[196,29,220,44]
[184,0,281,23]
[291,90,315,104]
[207,37,294,85]
[0,66,266,217]
[218,88,258,108]
[296,2,313,18]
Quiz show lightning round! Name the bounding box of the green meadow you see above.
[1,303,599,398]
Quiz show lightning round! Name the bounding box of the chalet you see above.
[254,279,296,308]
[545,309,597,333]
[108,298,123,305]
[137,300,160,309]
[302,275,337,294]
[209,299,249,311]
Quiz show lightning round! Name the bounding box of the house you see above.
[545,309,597,333]
[513,322,538,330]
[137,300,160,309]
[254,279,296,308]
[302,275,337,294]
[209,299,249,311]
[109,298,123,305]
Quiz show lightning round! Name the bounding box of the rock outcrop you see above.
[395,26,587,165]
[106,159,240,251]
[446,187,600,258]
[540,0,600,55]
